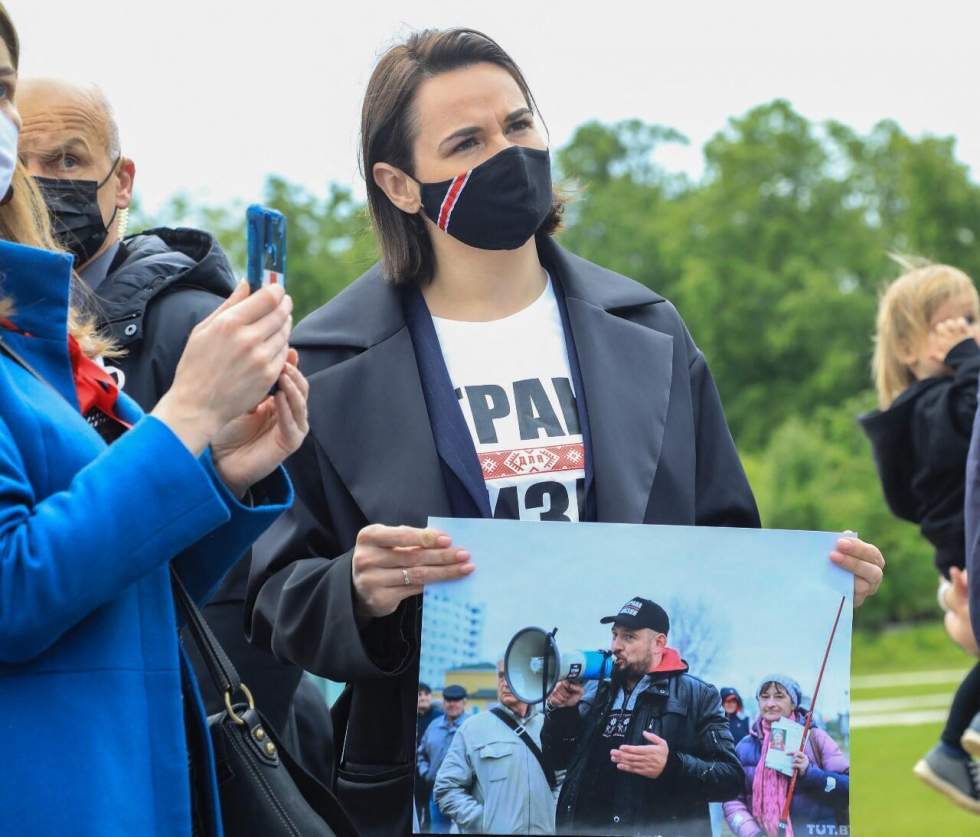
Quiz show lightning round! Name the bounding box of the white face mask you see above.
[0,110,18,202]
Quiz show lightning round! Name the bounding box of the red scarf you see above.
[66,334,130,429]
[2,318,130,432]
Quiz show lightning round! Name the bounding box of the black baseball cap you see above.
[600,597,670,634]
[442,684,467,701]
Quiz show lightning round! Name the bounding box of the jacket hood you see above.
[650,646,688,675]
[858,378,943,523]
[94,226,236,346]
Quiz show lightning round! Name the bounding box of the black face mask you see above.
[418,145,552,251]
[35,157,120,267]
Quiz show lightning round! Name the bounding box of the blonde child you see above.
[860,261,980,814]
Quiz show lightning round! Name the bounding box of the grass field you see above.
[850,623,978,836]
[852,723,976,835]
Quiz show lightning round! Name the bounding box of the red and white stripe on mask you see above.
[437,170,472,232]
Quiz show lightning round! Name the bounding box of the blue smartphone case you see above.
[246,204,287,293]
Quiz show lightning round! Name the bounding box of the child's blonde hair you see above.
[872,257,978,408]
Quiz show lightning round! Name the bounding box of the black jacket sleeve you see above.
[541,704,587,772]
[118,288,224,411]
[917,339,980,471]
[541,706,582,770]
[690,350,761,528]
[664,681,744,801]
[945,338,980,407]
[244,428,417,681]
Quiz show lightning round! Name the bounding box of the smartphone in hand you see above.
[246,205,288,392]
[246,204,287,293]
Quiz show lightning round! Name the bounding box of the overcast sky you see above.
[8,0,980,216]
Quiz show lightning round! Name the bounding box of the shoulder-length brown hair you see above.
[360,28,564,286]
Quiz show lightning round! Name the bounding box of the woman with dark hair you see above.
[724,676,850,837]
[0,6,308,835]
[245,28,885,836]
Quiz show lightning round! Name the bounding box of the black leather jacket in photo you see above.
[542,663,743,837]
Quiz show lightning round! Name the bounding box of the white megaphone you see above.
[503,626,615,704]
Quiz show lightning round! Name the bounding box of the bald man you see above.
[17,78,337,788]
[18,79,131,273]
[17,78,236,405]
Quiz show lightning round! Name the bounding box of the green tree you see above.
[556,119,690,300]
[132,178,378,320]
[554,102,980,454]
[747,395,937,629]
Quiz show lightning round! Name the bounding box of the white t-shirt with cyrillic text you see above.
[431,278,586,521]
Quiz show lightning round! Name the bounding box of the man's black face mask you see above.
[417,145,553,251]
[35,157,120,267]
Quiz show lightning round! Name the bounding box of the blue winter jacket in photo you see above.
[0,239,293,835]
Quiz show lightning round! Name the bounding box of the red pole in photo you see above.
[778,595,847,832]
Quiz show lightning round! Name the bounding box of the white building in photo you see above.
[420,591,487,689]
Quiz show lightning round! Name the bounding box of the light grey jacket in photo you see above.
[433,703,557,835]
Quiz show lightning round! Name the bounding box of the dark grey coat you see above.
[245,236,760,837]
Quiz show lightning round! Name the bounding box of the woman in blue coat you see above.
[0,8,308,834]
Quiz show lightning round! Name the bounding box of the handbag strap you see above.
[489,707,557,790]
[0,333,55,389]
[170,566,248,708]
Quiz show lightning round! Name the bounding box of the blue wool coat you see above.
[0,240,292,835]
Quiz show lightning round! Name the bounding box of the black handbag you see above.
[172,568,358,837]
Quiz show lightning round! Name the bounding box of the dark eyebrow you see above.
[438,107,534,150]
[439,125,481,150]
[505,107,533,123]
[0,67,14,78]
[42,137,91,157]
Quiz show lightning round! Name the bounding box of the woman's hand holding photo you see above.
[829,536,885,607]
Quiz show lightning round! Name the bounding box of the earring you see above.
[116,206,129,239]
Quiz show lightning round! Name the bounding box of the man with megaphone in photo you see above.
[541,597,742,836]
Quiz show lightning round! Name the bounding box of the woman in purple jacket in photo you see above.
[724,676,849,837]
